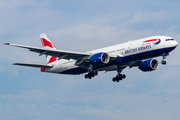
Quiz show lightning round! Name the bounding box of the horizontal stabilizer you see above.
[4,43,10,45]
[13,63,53,68]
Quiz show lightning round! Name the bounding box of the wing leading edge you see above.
[4,43,119,62]
[4,43,90,60]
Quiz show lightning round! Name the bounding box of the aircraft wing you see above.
[4,43,90,60]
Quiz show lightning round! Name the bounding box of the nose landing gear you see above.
[161,60,166,65]
[161,53,169,65]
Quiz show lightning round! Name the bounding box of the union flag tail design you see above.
[40,33,57,64]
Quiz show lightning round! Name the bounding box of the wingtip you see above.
[4,43,10,45]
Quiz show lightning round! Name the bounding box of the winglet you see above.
[4,43,10,45]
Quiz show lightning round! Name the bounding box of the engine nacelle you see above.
[138,59,158,72]
[89,52,110,65]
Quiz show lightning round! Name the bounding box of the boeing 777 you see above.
[4,33,178,82]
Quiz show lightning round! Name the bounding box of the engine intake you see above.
[89,52,109,65]
[139,59,158,72]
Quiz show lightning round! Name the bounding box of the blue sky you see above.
[1,0,180,120]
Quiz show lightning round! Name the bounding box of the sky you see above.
[1,0,180,120]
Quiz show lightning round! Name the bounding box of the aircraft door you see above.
[163,39,167,48]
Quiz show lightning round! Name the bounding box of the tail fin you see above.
[40,33,57,64]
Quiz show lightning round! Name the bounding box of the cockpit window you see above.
[166,39,174,41]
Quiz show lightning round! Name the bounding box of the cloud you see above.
[131,11,166,23]
[0,0,49,9]
[0,0,34,9]
[50,24,120,51]
[157,67,179,82]
[52,24,118,40]
[0,88,180,120]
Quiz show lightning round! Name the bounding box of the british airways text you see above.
[125,45,151,54]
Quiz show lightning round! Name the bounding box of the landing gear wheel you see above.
[161,61,166,65]
[122,74,126,79]
[85,74,88,79]
[84,71,98,80]
[94,71,98,76]
[112,77,116,82]
[116,74,122,80]
[112,74,126,82]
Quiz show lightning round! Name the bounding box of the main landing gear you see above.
[85,71,98,79]
[112,67,126,82]
[112,74,126,82]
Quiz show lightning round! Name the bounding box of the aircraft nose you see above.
[173,41,178,47]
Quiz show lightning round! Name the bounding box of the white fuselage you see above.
[44,36,178,74]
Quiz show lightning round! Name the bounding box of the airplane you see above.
[4,33,178,82]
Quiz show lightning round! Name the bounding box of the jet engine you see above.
[89,52,109,65]
[138,59,158,72]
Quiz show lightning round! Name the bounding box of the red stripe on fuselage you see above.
[41,38,55,48]
[143,39,161,43]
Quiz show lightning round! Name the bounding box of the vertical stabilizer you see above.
[40,33,57,64]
